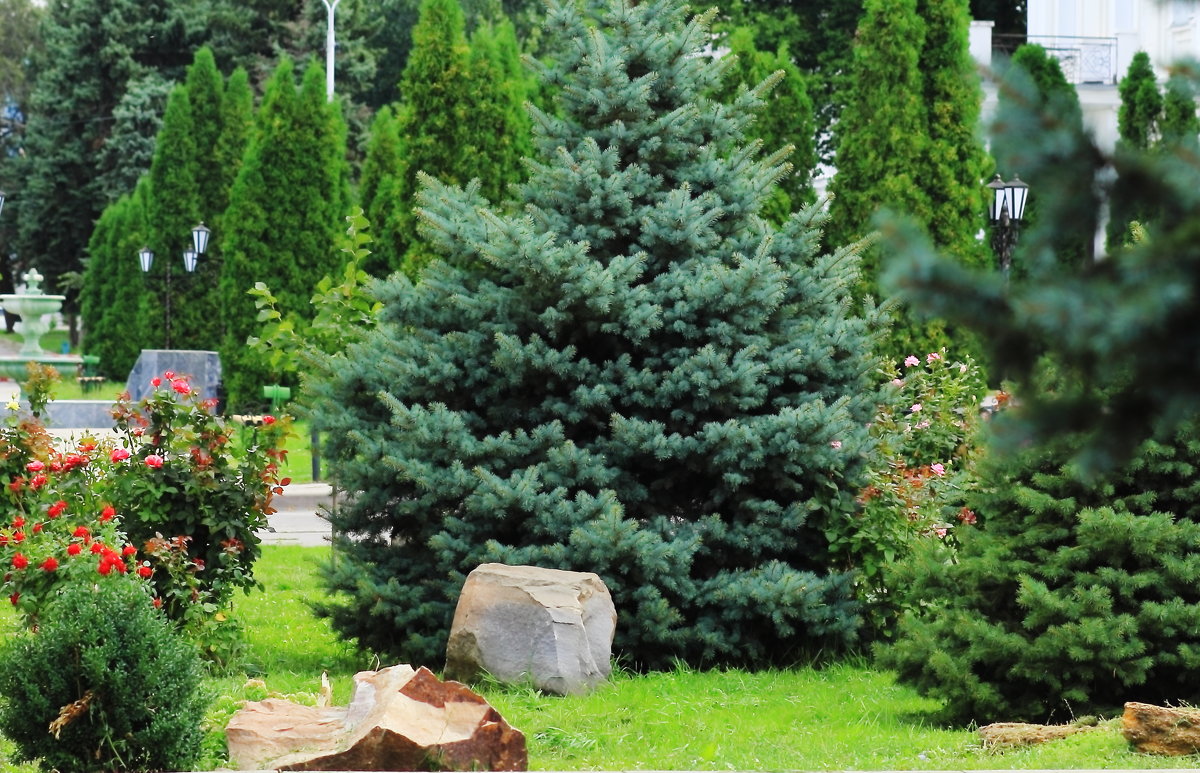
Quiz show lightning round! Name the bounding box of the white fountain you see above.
[0,268,80,379]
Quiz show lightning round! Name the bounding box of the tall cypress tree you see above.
[358,105,403,276]
[82,180,154,377]
[1118,51,1162,152]
[918,0,988,272]
[212,66,254,223]
[145,84,200,350]
[313,0,883,668]
[1161,73,1200,147]
[712,27,816,224]
[462,20,532,206]
[219,59,349,409]
[828,0,929,260]
[375,0,474,274]
[1108,51,1164,246]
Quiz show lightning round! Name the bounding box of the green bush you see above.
[877,414,1200,724]
[0,579,207,773]
[832,349,986,633]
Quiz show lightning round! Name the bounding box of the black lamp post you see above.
[138,222,212,349]
[986,174,1030,277]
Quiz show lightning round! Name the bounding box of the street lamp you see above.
[0,190,6,219]
[138,222,212,349]
[320,0,342,102]
[986,174,1030,277]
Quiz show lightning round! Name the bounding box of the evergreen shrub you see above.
[313,0,883,669]
[877,413,1200,724]
[0,579,207,773]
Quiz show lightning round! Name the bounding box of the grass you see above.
[186,547,1200,771]
[0,545,1194,770]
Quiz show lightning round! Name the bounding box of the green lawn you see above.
[194,546,1200,771]
[0,545,1192,771]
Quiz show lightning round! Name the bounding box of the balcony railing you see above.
[992,34,1118,85]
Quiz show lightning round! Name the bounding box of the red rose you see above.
[150,376,162,387]
[67,543,82,556]
[40,557,58,571]
[262,415,276,426]
[12,517,24,528]
[24,460,44,472]
[8,593,17,606]
[47,500,68,518]
[110,448,131,462]
[171,378,190,394]
[152,597,162,609]
[97,559,112,575]
[72,525,89,538]
[11,553,27,569]
[99,505,116,522]
[163,370,175,380]
[137,564,152,578]
[122,545,136,557]
[7,478,21,492]
[29,474,47,489]
[12,531,24,543]
[90,542,104,554]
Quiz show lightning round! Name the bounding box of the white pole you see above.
[321,0,342,102]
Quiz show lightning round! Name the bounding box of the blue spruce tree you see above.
[312,0,883,667]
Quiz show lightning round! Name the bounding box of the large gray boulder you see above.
[444,563,616,695]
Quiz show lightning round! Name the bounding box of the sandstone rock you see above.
[978,721,1096,748]
[1123,701,1200,755]
[444,563,616,695]
[226,664,527,771]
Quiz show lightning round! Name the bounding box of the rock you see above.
[225,664,527,771]
[444,563,616,695]
[1122,701,1200,755]
[978,721,1096,748]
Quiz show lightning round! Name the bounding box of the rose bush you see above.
[0,365,291,666]
[827,350,988,635]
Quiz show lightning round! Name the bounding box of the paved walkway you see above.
[260,481,336,547]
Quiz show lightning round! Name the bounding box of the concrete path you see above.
[259,481,336,547]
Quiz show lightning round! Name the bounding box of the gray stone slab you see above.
[125,349,222,402]
[38,400,115,429]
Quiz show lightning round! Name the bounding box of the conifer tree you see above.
[359,106,404,276]
[1161,72,1200,146]
[462,20,532,206]
[1118,51,1162,152]
[82,181,153,377]
[220,59,349,408]
[312,0,883,668]
[917,0,989,272]
[373,0,532,277]
[145,84,200,350]
[373,0,474,273]
[712,27,816,224]
[1109,51,1163,245]
[212,66,254,222]
[878,416,1200,724]
[828,0,929,258]
[186,48,226,217]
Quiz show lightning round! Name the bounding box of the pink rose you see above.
[144,454,164,469]
[931,463,946,475]
[110,448,131,462]
[926,352,942,363]
[904,355,919,368]
[171,378,190,394]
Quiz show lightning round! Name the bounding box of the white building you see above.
[974,0,1200,151]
